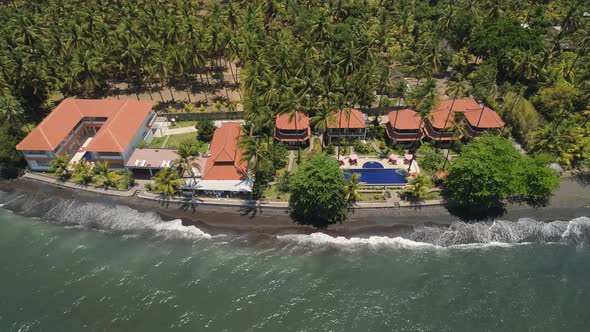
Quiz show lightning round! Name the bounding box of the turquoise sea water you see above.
[2,196,590,331]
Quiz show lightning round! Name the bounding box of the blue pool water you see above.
[344,163,408,185]
[362,161,384,169]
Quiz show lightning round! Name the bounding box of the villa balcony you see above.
[423,121,459,141]
[385,123,423,142]
[274,128,310,143]
[326,128,366,137]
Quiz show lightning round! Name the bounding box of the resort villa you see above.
[274,112,310,148]
[326,109,367,145]
[385,109,424,145]
[182,122,252,196]
[424,97,504,142]
[16,98,155,171]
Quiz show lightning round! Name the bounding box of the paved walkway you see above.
[287,151,296,172]
[23,172,137,197]
[163,126,197,136]
[160,135,171,148]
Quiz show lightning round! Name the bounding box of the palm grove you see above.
[0,0,589,226]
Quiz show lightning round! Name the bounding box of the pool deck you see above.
[338,156,420,175]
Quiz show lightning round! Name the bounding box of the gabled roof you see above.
[428,98,481,129]
[202,123,248,181]
[327,109,366,129]
[463,107,505,129]
[426,97,504,130]
[387,109,423,130]
[16,98,153,152]
[275,112,310,130]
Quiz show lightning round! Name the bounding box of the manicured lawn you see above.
[166,132,197,148]
[146,136,166,148]
[263,184,290,201]
[358,192,385,201]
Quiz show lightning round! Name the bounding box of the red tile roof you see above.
[428,98,482,129]
[16,98,153,152]
[327,109,366,129]
[387,109,423,130]
[275,112,310,130]
[462,107,505,129]
[202,123,248,181]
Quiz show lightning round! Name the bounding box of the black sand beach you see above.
[1,177,589,238]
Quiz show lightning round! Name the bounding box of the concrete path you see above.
[160,135,171,148]
[23,172,137,197]
[163,126,197,136]
[287,151,296,172]
[370,140,382,154]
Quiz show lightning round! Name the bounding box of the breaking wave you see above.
[1,189,589,248]
[0,190,216,241]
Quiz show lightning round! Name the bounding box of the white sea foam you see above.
[277,232,437,249]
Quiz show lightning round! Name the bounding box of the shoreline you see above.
[1,177,589,238]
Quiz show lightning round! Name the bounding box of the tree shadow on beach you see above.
[444,201,507,222]
[178,197,204,214]
[239,202,263,219]
[572,171,590,187]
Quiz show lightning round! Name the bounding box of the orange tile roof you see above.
[327,109,366,129]
[202,123,248,181]
[275,112,310,130]
[428,98,481,129]
[387,109,423,130]
[16,98,153,152]
[462,107,505,129]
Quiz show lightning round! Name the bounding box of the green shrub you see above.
[325,143,335,155]
[196,120,215,142]
[353,139,373,154]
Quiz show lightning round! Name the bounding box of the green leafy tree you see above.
[446,136,560,209]
[196,120,216,142]
[289,155,348,228]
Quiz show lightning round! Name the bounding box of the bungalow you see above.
[461,106,505,137]
[16,98,155,171]
[182,122,252,196]
[423,98,504,141]
[385,109,424,145]
[274,112,310,148]
[326,109,366,145]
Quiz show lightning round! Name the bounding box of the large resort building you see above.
[386,109,424,145]
[326,109,367,144]
[16,98,155,171]
[274,112,310,148]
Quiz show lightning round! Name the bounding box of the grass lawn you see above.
[263,184,290,201]
[146,136,166,148]
[358,192,385,201]
[166,132,198,148]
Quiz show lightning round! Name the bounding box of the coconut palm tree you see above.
[94,161,115,189]
[152,167,183,198]
[344,172,363,206]
[50,154,70,181]
[73,161,94,184]
[402,174,432,201]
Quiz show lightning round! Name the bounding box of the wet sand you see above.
[1,177,589,237]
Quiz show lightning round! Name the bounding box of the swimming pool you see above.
[344,162,408,185]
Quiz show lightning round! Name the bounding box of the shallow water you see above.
[2,192,590,331]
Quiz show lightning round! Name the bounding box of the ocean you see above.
[1,191,590,331]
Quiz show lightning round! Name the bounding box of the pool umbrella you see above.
[349,154,358,161]
[404,154,413,161]
[388,154,399,161]
[338,155,346,161]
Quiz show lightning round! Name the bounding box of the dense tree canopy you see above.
[289,155,348,228]
[445,136,560,210]
[0,0,588,177]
